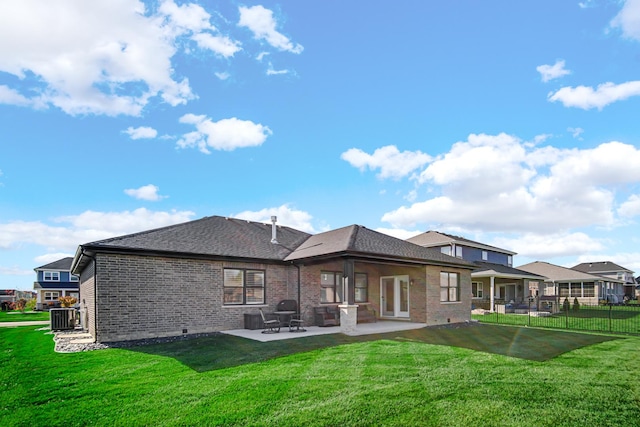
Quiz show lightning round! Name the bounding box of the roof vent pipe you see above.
[270,216,279,244]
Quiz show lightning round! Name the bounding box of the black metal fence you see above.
[472,301,640,336]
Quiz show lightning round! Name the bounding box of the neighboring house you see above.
[517,261,625,305]
[0,289,34,304]
[572,261,635,299]
[70,216,476,343]
[33,257,80,310]
[407,231,545,311]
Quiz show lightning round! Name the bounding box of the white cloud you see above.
[375,228,422,240]
[34,253,75,265]
[548,81,640,110]
[233,204,317,233]
[124,126,158,140]
[536,60,571,82]
[0,0,202,116]
[159,0,214,34]
[192,33,241,58]
[341,145,432,180]
[124,184,167,201]
[215,72,230,80]
[238,6,303,54]
[498,232,604,259]
[610,0,640,41]
[618,194,640,217]
[177,113,272,153]
[568,127,584,139]
[266,64,290,75]
[381,135,640,234]
[0,208,194,252]
[0,85,33,107]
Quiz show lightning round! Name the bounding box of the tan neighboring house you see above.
[407,231,545,312]
[517,261,625,305]
[70,216,476,343]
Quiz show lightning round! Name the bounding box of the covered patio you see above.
[222,320,427,342]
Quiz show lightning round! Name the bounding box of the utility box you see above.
[50,308,76,331]
[244,313,263,330]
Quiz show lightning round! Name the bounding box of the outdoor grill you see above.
[276,299,298,312]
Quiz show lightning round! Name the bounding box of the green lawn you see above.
[1,324,638,427]
[0,310,49,322]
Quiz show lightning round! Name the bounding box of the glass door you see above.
[380,276,409,318]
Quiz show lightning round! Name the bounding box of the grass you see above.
[2,323,639,426]
[0,311,49,322]
[473,304,640,335]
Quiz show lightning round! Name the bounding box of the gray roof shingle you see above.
[80,216,311,261]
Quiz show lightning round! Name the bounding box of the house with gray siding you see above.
[407,231,545,311]
[70,216,476,343]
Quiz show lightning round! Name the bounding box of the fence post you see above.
[528,298,531,327]
[609,303,612,333]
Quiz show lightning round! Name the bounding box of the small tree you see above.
[573,297,580,312]
[14,299,27,313]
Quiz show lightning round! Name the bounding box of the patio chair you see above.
[288,313,306,332]
[259,308,280,334]
[314,306,339,327]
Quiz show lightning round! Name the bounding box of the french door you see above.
[380,275,409,318]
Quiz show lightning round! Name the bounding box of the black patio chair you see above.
[259,308,280,334]
[288,313,306,332]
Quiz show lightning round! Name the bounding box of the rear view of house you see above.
[33,257,79,310]
[70,216,476,343]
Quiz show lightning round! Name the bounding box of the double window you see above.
[440,272,460,302]
[43,271,60,282]
[44,291,60,301]
[223,269,265,305]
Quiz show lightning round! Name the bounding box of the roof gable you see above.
[572,261,634,274]
[517,261,610,282]
[34,257,73,271]
[407,230,516,256]
[285,225,475,268]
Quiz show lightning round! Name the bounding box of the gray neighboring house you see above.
[572,261,635,299]
[517,261,626,305]
[407,231,545,311]
[70,216,476,343]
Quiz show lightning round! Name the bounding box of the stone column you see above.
[339,303,359,335]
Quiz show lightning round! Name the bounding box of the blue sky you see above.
[2,0,640,290]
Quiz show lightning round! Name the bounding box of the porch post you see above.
[490,276,495,313]
[339,259,358,335]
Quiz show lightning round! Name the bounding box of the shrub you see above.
[572,297,580,312]
[26,299,36,311]
[562,297,570,312]
[58,296,77,307]
[14,299,27,312]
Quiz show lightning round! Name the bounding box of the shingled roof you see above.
[517,261,618,282]
[74,216,311,265]
[407,230,517,255]
[472,262,546,279]
[572,261,634,274]
[34,257,73,271]
[285,224,475,268]
[72,217,475,273]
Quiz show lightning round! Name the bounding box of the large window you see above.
[43,271,60,281]
[321,272,343,303]
[44,291,60,301]
[223,269,265,305]
[355,273,368,303]
[440,272,460,302]
[472,281,483,299]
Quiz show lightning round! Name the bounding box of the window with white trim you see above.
[440,246,451,256]
[482,251,488,261]
[440,272,460,302]
[43,271,60,282]
[223,269,265,305]
[455,246,463,258]
[70,274,79,282]
[44,291,60,301]
[472,281,483,299]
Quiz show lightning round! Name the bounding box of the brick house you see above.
[70,216,475,343]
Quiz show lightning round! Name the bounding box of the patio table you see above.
[273,310,295,326]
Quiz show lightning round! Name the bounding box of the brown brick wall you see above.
[92,253,298,342]
[425,265,472,326]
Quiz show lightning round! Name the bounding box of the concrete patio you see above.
[222,320,427,342]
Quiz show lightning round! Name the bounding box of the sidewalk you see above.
[0,321,49,327]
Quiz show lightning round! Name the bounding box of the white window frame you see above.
[482,251,488,261]
[455,246,463,258]
[70,274,79,282]
[440,246,451,256]
[43,271,60,282]
[44,291,60,301]
[472,281,483,299]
